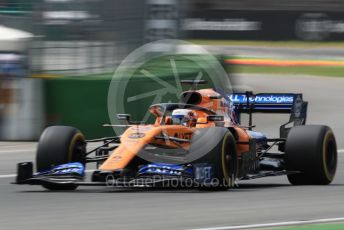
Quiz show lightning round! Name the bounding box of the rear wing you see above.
[228,92,308,138]
[229,93,304,114]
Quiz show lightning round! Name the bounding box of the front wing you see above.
[13,161,297,188]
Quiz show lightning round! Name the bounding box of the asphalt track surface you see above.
[1,74,344,230]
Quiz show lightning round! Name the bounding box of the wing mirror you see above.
[207,115,224,122]
[117,114,131,122]
[197,115,224,124]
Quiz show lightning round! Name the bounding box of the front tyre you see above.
[36,126,86,190]
[190,127,237,190]
[285,125,337,185]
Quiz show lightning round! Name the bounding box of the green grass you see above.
[189,39,344,48]
[270,222,344,230]
[232,65,344,77]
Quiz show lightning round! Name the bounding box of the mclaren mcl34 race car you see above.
[14,80,337,190]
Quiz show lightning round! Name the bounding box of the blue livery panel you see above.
[137,163,193,177]
[228,93,303,114]
[36,162,85,177]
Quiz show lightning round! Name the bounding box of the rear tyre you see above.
[190,127,237,191]
[285,125,337,185]
[36,126,86,190]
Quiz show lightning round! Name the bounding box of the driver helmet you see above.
[171,109,197,127]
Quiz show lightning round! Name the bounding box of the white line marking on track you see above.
[0,169,96,179]
[0,174,16,178]
[0,149,35,154]
[338,149,344,153]
[0,145,35,148]
[187,217,344,230]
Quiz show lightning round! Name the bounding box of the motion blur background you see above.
[1,0,344,140]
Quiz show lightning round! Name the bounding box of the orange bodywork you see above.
[100,125,194,170]
[100,88,251,171]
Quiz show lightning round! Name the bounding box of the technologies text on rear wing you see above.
[228,92,308,139]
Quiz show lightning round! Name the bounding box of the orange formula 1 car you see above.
[14,80,338,190]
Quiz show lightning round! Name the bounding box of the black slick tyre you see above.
[189,127,237,190]
[36,126,86,190]
[285,125,337,185]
